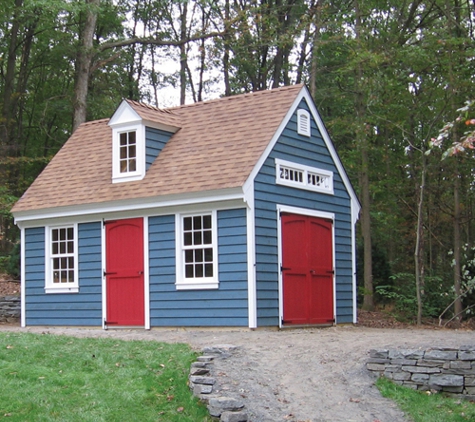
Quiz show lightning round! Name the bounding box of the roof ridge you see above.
[126,99,175,115]
[158,83,305,112]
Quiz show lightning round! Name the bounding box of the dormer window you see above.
[119,131,137,173]
[111,123,145,183]
[297,109,311,137]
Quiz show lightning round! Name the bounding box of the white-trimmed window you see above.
[176,212,218,290]
[45,225,79,293]
[112,124,145,183]
[275,158,334,195]
[297,109,311,137]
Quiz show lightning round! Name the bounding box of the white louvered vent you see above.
[297,109,311,137]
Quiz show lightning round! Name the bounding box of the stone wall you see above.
[366,346,475,398]
[0,295,20,322]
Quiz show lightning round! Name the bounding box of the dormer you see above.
[109,101,146,183]
[108,99,180,184]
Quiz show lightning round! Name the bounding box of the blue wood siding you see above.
[149,209,248,326]
[146,127,173,170]
[24,223,102,326]
[254,99,355,325]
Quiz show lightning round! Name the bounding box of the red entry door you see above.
[105,218,144,326]
[282,213,334,325]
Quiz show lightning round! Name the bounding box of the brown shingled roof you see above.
[12,84,304,214]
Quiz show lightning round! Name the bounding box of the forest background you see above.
[1,0,475,325]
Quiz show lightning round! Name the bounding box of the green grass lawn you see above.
[376,377,475,422]
[0,332,213,421]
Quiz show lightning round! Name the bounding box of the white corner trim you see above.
[20,227,26,327]
[244,182,257,328]
[143,216,150,329]
[101,220,107,329]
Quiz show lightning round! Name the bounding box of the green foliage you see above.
[375,273,451,320]
[376,377,475,422]
[0,332,212,421]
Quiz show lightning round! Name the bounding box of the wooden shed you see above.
[12,84,360,328]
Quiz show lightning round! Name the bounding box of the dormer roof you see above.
[12,84,359,219]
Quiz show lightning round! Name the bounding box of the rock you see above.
[193,384,214,395]
[429,374,464,387]
[369,349,388,359]
[220,410,249,422]
[449,361,471,370]
[389,349,424,360]
[411,373,429,383]
[197,355,215,362]
[190,367,210,376]
[202,344,238,354]
[424,350,457,361]
[458,351,475,361]
[401,365,440,374]
[208,406,222,418]
[189,375,216,385]
[208,397,244,411]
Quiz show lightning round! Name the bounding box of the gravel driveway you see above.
[1,324,474,421]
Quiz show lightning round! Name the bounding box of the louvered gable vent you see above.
[297,109,311,137]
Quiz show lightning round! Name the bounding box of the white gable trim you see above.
[108,100,142,127]
[243,85,361,223]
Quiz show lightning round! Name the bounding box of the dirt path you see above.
[1,324,474,421]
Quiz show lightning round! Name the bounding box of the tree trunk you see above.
[355,0,374,311]
[179,1,188,105]
[73,0,99,132]
[453,164,463,322]
[1,0,23,154]
[415,156,426,326]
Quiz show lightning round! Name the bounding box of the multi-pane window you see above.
[275,158,334,195]
[119,131,137,173]
[176,212,218,290]
[183,215,214,279]
[51,227,75,284]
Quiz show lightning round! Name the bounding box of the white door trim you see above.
[276,205,336,327]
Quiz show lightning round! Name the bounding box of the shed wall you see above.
[254,100,354,326]
[148,208,248,326]
[24,222,102,326]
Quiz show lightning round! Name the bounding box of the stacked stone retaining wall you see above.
[367,346,475,398]
[0,295,20,322]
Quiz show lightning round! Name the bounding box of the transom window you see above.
[176,212,218,290]
[119,131,137,173]
[45,225,78,293]
[275,158,334,195]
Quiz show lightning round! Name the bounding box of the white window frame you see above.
[112,123,145,183]
[297,109,311,137]
[45,224,79,293]
[275,158,334,195]
[175,211,219,290]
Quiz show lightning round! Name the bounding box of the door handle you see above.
[310,269,316,274]
[138,271,143,275]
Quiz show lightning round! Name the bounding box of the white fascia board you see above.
[243,85,361,221]
[108,100,142,127]
[14,188,245,227]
